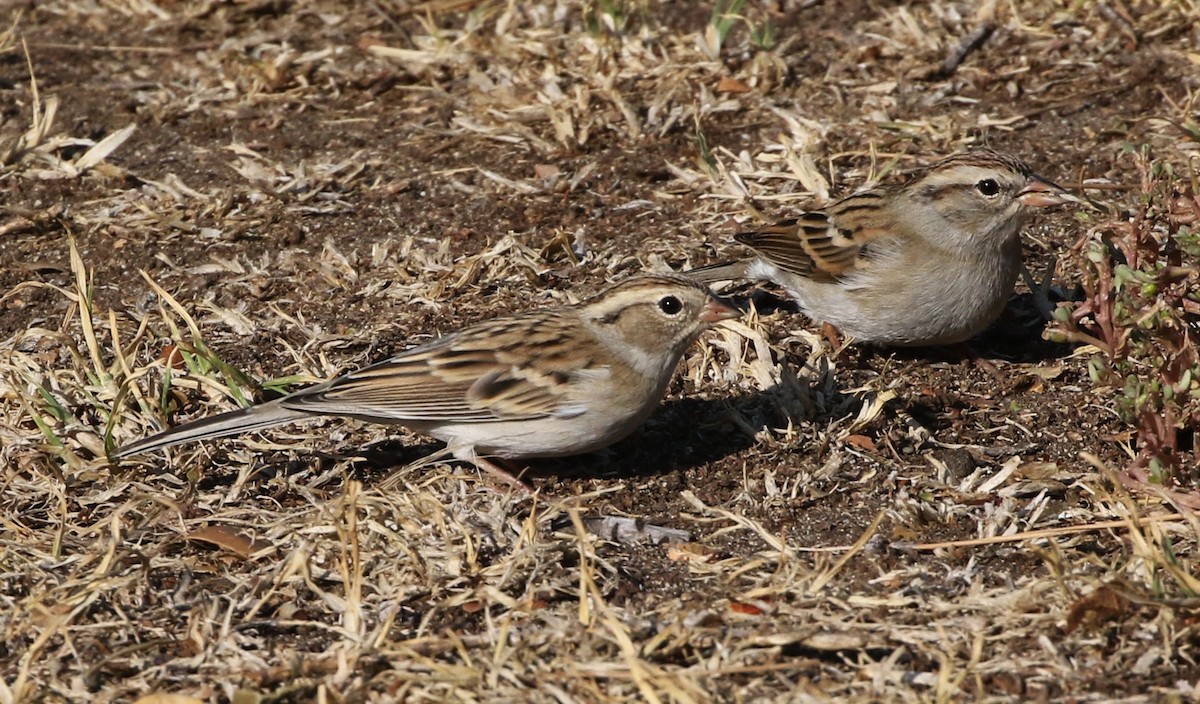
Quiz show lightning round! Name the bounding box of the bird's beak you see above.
[1019,176,1084,208]
[700,297,742,323]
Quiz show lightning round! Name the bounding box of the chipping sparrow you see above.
[689,150,1081,347]
[114,274,740,485]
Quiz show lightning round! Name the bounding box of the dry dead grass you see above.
[3,1,1200,702]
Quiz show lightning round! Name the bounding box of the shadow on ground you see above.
[327,393,765,487]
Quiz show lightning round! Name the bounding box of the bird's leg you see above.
[452,447,534,494]
[381,447,534,494]
[473,456,535,494]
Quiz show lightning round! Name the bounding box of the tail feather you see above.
[683,260,750,284]
[113,400,313,458]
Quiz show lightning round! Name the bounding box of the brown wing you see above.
[280,311,590,423]
[735,189,893,283]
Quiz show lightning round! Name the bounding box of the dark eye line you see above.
[921,184,972,200]
[945,183,1002,195]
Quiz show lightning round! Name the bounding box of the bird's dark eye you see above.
[658,295,683,315]
[976,178,1001,196]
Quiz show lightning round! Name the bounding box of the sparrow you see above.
[113,274,741,486]
[689,150,1081,347]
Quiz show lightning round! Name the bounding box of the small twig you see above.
[922,22,995,81]
[26,41,180,54]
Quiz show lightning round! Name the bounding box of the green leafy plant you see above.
[1050,146,1200,485]
[708,0,745,51]
[584,0,644,36]
[699,0,776,60]
[694,122,719,180]
[749,16,775,51]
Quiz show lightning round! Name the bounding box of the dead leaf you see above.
[357,35,385,52]
[729,600,765,616]
[716,76,751,94]
[1001,479,1068,498]
[534,163,560,179]
[158,344,186,369]
[1065,584,1128,634]
[1017,461,1062,480]
[667,542,715,562]
[186,525,270,559]
[844,434,877,452]
[1026,365,1065,380]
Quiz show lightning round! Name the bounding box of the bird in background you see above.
[688,149,1082,348]
[114,274,741,488]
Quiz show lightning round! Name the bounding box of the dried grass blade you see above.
[681,490,794,559]
[566,509,595,627]
[807,509,885,594]
[74,124,136,172]
[68,236,107,383]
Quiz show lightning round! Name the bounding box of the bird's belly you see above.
[426,410,649,460]
[790,259,1020,346]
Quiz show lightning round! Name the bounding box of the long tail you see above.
[113,400,313,458]
[683,260,750,284]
